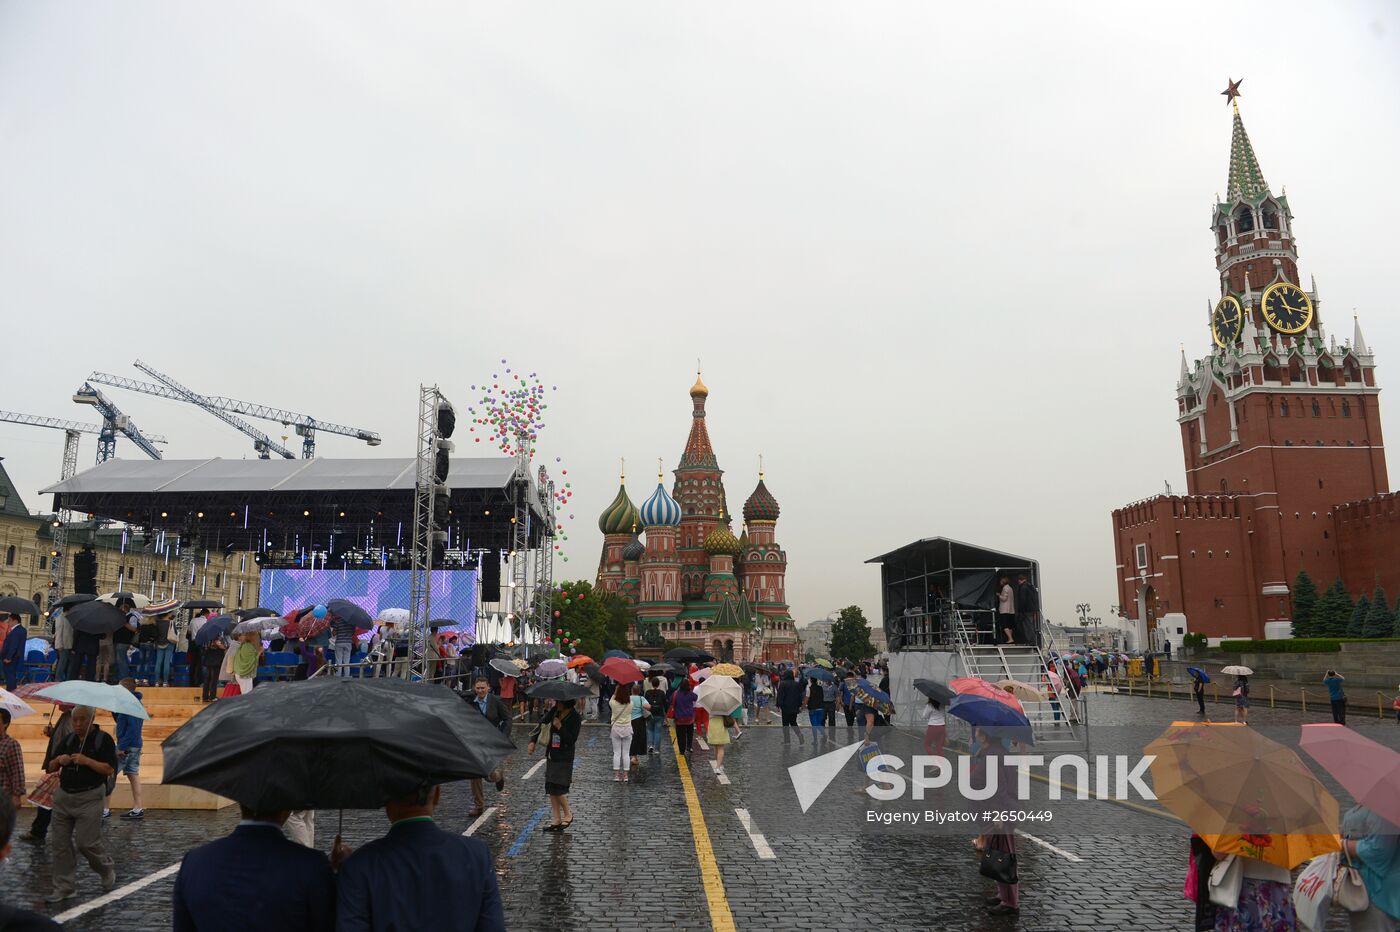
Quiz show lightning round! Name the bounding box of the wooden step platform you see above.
[14,687,232,811]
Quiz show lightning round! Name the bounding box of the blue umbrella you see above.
[37,681,149,720]
[804,667,835,683]
[603,649,632,660]
[1186,666,1211,683]
[853,678,894,714]
[946,694,1033,745]
[193,615,236,647]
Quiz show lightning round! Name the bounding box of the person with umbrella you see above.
[21,702,73,843]
[608,683,649,783]
[776,670,806,745]
[107,595,143,687]
[143,598,184,688]
[670,678,697,759]
[526,680,587,832]
[198,623,231,703]
[1188,667,1209,716]
[231,629,261,695]
[42,705,118,902]
[53,603,75,683]
[0,708,23,813]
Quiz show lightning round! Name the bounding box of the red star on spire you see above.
[1222,77,1243,105]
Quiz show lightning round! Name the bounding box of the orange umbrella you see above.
[950,676,1024,713]
[566,655,595,669]
[1145,721,1339,869]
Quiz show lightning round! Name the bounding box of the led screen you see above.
[258,568,477,636]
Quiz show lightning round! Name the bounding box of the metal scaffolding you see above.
[408,386,449,680]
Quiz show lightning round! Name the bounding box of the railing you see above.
[887,606,1005,650]
[1113,677,1398,720]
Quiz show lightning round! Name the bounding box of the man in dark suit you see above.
[336,784,504,931]
[172,805,335,931]
[1,615,26,692]
[1015,574,1041,647]
[465,677,511,817]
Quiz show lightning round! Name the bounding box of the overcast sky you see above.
[2,2,1398,629]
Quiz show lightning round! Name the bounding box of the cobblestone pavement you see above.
[2,695,1386,930]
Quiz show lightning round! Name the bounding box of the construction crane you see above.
[70,384,166,462]
[88,366,381,459]
[1,407,167,614]
[123,360,297,459]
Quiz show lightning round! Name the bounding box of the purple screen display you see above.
[258,568,478,635]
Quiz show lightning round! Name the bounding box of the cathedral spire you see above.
[680,370,717,468]
[1224,82,1270,203]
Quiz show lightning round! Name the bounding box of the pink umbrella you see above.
[691,667,714,683]
[950,676,1025,713]
[1300,724,1400,829]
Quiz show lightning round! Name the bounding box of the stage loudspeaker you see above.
[481,553,501,602]
[74,547,98,594]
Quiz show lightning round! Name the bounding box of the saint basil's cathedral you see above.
[1112,82,1398,646]
[595,374,800,662]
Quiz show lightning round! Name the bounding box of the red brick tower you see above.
[1112,83,1388,643]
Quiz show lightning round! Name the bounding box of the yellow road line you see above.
[670,727,736,932]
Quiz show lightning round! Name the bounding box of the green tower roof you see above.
[1225,103,1270,204]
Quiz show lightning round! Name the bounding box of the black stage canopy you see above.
[866,537,1040,647]
[42,457,549,554]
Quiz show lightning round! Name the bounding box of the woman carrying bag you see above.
[609,684,636,783]
[528,699,581,833]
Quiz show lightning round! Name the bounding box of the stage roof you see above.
[866,536,1037,572]
[42,457,550,550]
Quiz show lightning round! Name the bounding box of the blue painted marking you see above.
[586,734,599,748]
[507,806,551,856]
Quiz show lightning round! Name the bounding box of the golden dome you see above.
[690,371,708,398]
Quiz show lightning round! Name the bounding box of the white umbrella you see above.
[0,688,37,719]
[36,682,149,720]
[377,608,410,626]
[1220,665,1254,676]
[633,658,652,671]
[695,675,743,715]
[98,591,151,610]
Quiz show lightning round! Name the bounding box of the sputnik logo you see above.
[787,742,864,813]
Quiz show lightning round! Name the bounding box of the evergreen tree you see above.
[1319,580,1353,637]
[1362,587,1394,639]
[1290,569,1319,638]
[828,605,877,661]
[1348,594,1370,638]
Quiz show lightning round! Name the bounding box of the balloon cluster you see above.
[553,627,581,655]
[466,359,573,563]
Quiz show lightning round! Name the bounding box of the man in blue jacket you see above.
[172,805,336,931]
[336,783,504,931]
[0,615,26,691]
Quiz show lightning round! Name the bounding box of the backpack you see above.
[646,689,667,718]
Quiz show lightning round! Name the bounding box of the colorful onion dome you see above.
[704,522,741,556]
[622,534,646,562]
[742,477,780,523]
[597,481,640,535]
[639,481,682,527]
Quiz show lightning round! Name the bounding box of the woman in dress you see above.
[706,703,732,775]
[1233,675,1250,724]
[528,698,581,833]
[628,681,651,775]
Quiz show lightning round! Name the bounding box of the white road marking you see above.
[710,760,730,785]
[1016,829,1083,862]
[734,808,776,860]
[523,758,546,780]
[697,737,710,751]
[464,806,498,836]
[53,861,182,923]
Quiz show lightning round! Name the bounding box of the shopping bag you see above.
[1292,852,1336,932]
[1208,855,1242,909]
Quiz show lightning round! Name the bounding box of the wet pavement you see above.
[2,694,1388,930]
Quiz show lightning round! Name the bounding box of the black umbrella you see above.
[234,607,278,620]
[65,600,131,635]
[647,661,681,674]
[664,647,715,663]
[913,678,957,705]
[161,678,516,810]
[55,593,97,609]
[0,596,40,617]
[326,599,372,629]
[526,680,591,701]
[428,618,459,630]
[185,599,225,611]
[192,616,236,647]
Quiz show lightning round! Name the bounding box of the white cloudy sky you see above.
[2,2,1397,628]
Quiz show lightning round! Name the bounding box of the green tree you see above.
[1348,594,1370,638]
[828,605,876,661]
[549,580,612,659]
[1290,570,1319,638]
[1318,579,1353,637]
[1363,587,1394,639]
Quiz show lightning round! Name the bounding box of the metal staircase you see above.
[952,611,1083,747]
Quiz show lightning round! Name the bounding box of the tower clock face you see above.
[1261,282,1314,334]
[1211,296,1243,348]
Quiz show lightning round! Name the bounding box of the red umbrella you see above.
[1300,724,1400,830]
[950,676,1025,713]
[599,656,643,684]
